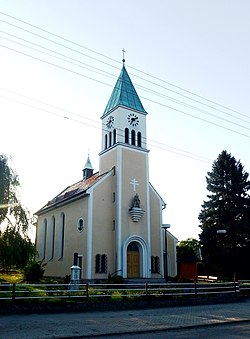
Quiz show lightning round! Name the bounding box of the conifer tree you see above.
[199,150,250,279]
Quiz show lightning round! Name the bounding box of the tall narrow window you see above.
[95,254,108,273]
[95,254,101,273]
[105,134,108,149]
[58,212,65,260]
[151,256,155,274]
[113,128,116,144]
[109,131,112,147]
[49,216,55,260]
[41,219,47,261]
[137,132,142,147]
[155,256,160,273]
[131,130,136,145]
[125,128,129,143]
[151,256,160,274]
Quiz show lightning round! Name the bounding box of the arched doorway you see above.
[127,241,140,278]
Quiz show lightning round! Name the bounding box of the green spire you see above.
[103,65,146,116]
[84,155,93,170]
[83,155,94,180]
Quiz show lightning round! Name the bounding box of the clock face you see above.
[128,113,139,127]
[106,115,114,129]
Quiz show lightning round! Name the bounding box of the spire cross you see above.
[122,48,126,63]
[130,178,139,192]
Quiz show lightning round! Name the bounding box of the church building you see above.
[35,63,178,280]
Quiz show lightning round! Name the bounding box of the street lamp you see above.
[161,224,171,283]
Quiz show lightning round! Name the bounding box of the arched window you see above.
[49,216,55,260]
[95,254,108,273]
[109,131,112,147]
[125,128,129,143]
[105,134,107,149]
[58,212,65,260]
[137,132,142,147]
[131,130,136,145]
[41,219,47,261]
[113,128,116,144]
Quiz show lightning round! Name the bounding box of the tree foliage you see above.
[0,154,35,271]
[177,238,200,262]
[23,261,45,283]
[0,227,36,271]
[0,154,29,233]
[199,150,250,279]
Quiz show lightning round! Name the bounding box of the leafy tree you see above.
[0,227,36,271]
[199,150,250,279]
[177,238,200,262]
[0,154,29,234]
[0,154,35,271]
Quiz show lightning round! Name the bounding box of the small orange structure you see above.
[180,261,197,281]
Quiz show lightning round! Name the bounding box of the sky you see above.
[0,1,250,242]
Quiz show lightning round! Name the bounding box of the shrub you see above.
[23,261,46,283]
[108,275,123,284]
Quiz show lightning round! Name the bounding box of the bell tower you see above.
[99,62,151,278]
[99,64,148,173]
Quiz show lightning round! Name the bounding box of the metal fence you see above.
[1,280,249,302]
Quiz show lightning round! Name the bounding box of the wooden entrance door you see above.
[127,242,140,278]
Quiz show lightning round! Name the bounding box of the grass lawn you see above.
[0,270,24,284]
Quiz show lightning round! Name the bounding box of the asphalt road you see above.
[0,300,249,338]
[105,321,250,339]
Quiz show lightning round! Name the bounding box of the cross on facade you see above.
[130,178,139,192]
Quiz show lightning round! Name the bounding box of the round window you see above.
[77,218,84,232]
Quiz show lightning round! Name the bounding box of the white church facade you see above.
[35,64,178,280]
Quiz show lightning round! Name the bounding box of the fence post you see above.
[194,282,197,296]
[12,283,16,302]
[145,283,148,297]
[86,283,89,299]
[234,280,238,296]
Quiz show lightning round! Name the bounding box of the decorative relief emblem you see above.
[129,193,145,222]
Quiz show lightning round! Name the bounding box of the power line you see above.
[0,31,117,80]
[1,41,250,142]
[0,11,249,124]
[0,90,212,164]
[0,18,120,71]
[0,11,249,164]
[141,96,250,139]
[1,42,249,139]
[0,10,120,65]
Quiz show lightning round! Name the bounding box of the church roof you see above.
[36,171,107,214]
[103,65,146,116]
